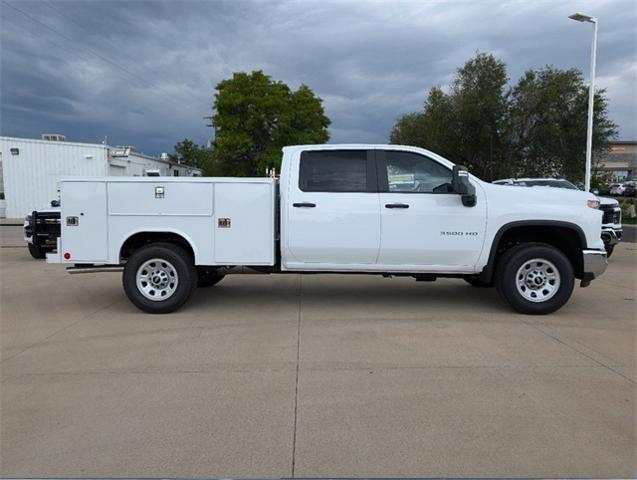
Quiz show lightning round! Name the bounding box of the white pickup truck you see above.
[47,144,607,315]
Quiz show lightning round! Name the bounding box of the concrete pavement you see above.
[0,241,635,477]
[0,225,24,247]
[622,224,637,243]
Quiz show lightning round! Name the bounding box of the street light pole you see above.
[569,12,598,192]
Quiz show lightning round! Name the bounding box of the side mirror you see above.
[452,165,476,207]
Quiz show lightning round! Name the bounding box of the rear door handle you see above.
[385,203,409,209]
[293,202,316,208]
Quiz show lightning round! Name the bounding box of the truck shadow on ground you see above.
[185,276,505,315]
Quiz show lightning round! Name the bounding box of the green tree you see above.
[390,112,427,146]
[390,87,456,157]
[211,71,330,176]
[451,53,509,180]
[391,53,508,180]
[506,66,617,181]
[169,138,213,169]
[390,53,617,182]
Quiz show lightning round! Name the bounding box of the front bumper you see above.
[601,226,622,246]
[28,210,61,248]
[581,249,608,287]
[23,218,32,243]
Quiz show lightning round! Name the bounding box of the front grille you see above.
[599,205,619,224]
[31,211,61,246]
[602,210,614,224]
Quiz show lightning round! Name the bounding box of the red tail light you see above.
[63,252,71,260]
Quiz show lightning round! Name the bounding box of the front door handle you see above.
[385,203,409,209]
[293,202,316,208]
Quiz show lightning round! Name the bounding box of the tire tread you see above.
[123,242,196,313]
[495,242,574,315]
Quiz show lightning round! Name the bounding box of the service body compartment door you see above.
[214,182,275,265]
[61,181,107,262]
[108,182,213,216]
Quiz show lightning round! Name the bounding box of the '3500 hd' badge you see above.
[440,231,478,236]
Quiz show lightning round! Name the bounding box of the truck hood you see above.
[483,181,597,206]
[480,180,603,250]
[33,207,61,214]
[597,195,619,207]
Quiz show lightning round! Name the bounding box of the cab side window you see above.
[299,150,369,192]
[385,151,452,193]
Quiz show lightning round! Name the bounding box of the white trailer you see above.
[47,144,608,315]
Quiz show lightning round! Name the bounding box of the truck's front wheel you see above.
[496,243,574,315]
[123,243,196,314]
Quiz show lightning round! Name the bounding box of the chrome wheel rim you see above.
[136,258,178,301]
[515,258,560,303]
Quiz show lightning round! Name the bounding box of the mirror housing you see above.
[452,165,476,207]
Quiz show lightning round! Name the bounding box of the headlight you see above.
[587,199,600,209]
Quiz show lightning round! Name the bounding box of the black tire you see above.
[28,242,46,259]
[463,277,493,288]
[123,243,196,314]
[495,243,574,315]
[197,267,225,288]
[605,244,615,258]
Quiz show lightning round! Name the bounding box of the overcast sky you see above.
[1,0,636,156]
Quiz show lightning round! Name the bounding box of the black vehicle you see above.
[24,201,61,259]
[622,181,637,197]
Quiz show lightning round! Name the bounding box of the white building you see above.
[0,135,202,218]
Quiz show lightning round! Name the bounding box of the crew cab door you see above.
[285,149,380,266]
[377,149,487,270]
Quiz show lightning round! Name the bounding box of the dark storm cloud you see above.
[1,0,635,155]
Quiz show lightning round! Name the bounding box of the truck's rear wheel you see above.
[123,243,196,313]
[495,243,574,315]
[28,243,47,259]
